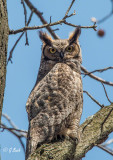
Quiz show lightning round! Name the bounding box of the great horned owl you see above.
[25,27,83,159]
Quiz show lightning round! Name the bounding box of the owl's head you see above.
[39,27,82,64]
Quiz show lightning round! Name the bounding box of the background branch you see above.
[97,0,113,24]
[1,123,26,153]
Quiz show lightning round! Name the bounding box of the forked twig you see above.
[63,0,76,19]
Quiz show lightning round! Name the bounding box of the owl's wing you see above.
[26,63,82,158]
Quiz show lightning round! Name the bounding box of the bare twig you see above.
[64,21,97,31]
[7,32,24,63]
[97,144,113,156]
[63,0,76,19]
[8,10,34,63]
[21,0,29,45]
[49,16,52,24]
[101,83,112,104]
[52,28,59,32]
[21,0,27,25]
[81,66,113,86]
[25,31,29,45]
[65,11,76,19]
[83,66,113,75]
[83,91,104,108]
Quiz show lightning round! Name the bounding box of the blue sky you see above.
[1,0,113,160]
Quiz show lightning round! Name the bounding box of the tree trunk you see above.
[0,0,9,122]
[26,105,113,160]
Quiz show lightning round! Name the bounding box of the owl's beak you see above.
[60,52,64,59]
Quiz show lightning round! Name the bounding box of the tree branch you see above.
[9,21,97,35]
[81,66,113,86]
[27,105,113,160]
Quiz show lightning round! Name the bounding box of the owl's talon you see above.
[71,137,79,144]
[59,134,65,140]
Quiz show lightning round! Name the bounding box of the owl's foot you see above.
[52,134,65,142]
[67,133,79,144]
[59,128,80,144]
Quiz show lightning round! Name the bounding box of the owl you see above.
[25,27,83,159]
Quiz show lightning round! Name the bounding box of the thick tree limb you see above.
[0,0,9,122]
[27,105,113,160]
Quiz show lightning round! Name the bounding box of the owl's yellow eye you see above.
[49,47,56,54]
[66,46,73,52]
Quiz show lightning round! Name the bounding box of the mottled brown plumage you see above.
[25,27,83,159]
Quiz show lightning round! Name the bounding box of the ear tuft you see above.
[39,31,52,46]
[69,26,81,44]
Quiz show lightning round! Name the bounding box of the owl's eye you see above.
[65,45,73,52]
[49,47,56,54]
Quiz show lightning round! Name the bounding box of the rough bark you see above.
[0,0,9,122]
[27,104,113,160]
